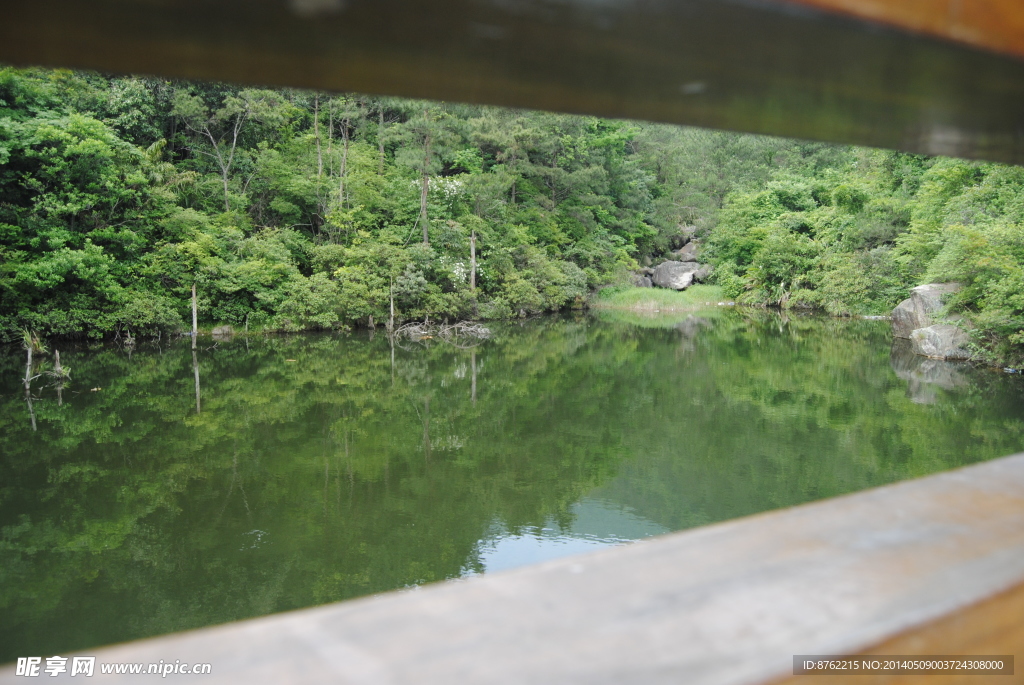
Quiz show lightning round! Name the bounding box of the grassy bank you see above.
[591,285,726,312]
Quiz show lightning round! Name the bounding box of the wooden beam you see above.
[783,0,1024,60]
[3,453,1021,683]
[3,1,1024,163]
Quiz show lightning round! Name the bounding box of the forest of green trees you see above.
[3,67,1024,360]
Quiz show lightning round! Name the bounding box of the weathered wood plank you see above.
[4,0,1024,163]
[3,453,1022,684]
[783,0,1024,60]
[780,583,1024,684]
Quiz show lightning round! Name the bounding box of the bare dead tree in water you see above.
[23,345,36,431]
[394,321,490,349]
[47,349,71,407]
[21,330,46,431]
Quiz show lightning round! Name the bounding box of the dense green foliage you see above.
[703,150,1024,362]
[4,314,1024,658]
[0,67,650,336]
[4,67,1024,359]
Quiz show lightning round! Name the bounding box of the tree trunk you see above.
[389,276,395,331]
[417,147,430,245]
[470,230,477,292]
[327,102,334,173]
[339,118,350,209]
[191,282,198,350]
[222,171,231,212]
[420,118,431,245]
[378,108,386,176]
[420,169,430,245]
[509,151,517,204]
[314,95,323,178]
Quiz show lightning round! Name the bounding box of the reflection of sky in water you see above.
[471,498,668,574]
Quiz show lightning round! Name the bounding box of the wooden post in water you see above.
[191,282,198,350]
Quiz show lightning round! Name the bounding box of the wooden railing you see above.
[4,0,1024,163]
[781,0,1024,59]
[2,1,1023,680]
[1,453,1021,682]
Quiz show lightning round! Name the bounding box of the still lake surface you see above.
[3,308,1024,660]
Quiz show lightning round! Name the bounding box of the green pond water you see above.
[3,309,1024,661]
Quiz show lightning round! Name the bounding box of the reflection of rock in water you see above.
[676,315,712,339]
[676,316,712,353]
[890,337,970,404]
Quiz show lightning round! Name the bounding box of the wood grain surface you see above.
[4,0,1024,163]
[784,0,1024,59]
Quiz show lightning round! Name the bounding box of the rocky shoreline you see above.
[631,229,714,291]
[890,283,971,361]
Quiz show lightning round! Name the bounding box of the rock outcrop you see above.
[211,325,235,339]
[891,283,961,338]
[910,324,971,360]
[674,239,701,262]
[652,261,701,290]
[631,274,653,288]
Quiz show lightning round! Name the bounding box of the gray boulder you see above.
[693,264,714,283]
[674,239,701,262]
[891,283,961,338]
[890,337,969,404]
[910,324,972,360]
[211,325,235,339]
[631,274,653,288]
[652,261,701,290]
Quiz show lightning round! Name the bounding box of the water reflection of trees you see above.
[0,322,613,659]
[2,314,1023,660]
[590,309,1024,531]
